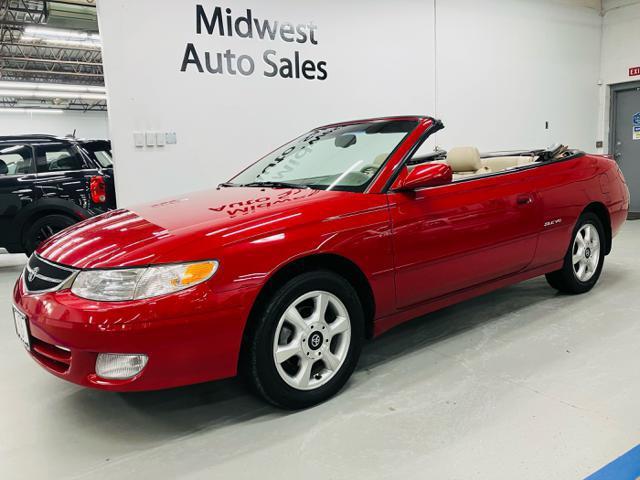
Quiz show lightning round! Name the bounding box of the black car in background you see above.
[0,135,116,254]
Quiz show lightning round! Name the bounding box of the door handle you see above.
[516,194,534,206]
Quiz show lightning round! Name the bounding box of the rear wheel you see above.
[23,214,76,255]
[545,212,605,294]
[245,270,364,409]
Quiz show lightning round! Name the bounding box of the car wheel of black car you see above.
[23,214,77,255]
[545,212,605,294]
[245,270,364,409]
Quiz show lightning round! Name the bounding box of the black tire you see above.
[545,212,605,294]
[245,270,364,409]
[23,214,77,255]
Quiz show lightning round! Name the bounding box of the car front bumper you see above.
[12,274,256,391]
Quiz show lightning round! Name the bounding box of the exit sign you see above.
[630,66,640,77]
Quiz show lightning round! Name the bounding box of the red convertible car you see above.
[12,116,629,408]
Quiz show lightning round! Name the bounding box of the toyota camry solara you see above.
[12,116,629,408]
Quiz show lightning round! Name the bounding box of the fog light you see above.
[95,353,148,380]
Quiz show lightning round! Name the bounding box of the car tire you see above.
[545,212,605,294]
[245,270,364,409]
[23,214,77,255]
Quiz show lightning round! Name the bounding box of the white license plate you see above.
[13,307,30,351]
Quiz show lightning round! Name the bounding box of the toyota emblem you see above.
[28,267,39,282]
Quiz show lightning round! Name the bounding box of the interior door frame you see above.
[608,81,640,156]
[609,81,640,219]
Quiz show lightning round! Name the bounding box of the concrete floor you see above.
[1,222,639,480]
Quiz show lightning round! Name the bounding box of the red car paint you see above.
[12,116,629,391]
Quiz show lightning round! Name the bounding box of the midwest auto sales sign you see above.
[180,4,328,81]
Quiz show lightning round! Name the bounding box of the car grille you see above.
[24,254,77,293]
[31,338,72,374]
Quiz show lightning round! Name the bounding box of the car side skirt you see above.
[373,261,563,337]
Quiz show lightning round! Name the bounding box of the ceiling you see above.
[603,0,640,11]
[0,0,106,111]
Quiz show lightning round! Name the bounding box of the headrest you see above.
[54,156,75,170]
[447,147,481,172]
[372,153,389,167]
[15,162,31,174]
[0,160,8,175]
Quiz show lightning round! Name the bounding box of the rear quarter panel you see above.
[13,170,109,231]
[531,154,628,268]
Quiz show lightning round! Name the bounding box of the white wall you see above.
[98,0,603,206]
[433,0,601,152]
[598,0,640,151]
[602,0,640,86]
[0,110,109,139]
[98,0,436,205]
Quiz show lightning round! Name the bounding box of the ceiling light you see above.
[21,26,101,49]
[0,108,64,114]
[0,89,106,101]
[20,35,102,49]
[24,26,101,42]
[0,81,106,94]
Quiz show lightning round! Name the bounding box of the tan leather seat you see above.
[446,147,491,180]
[481,155,535,172]
[372,153,389,167]
[360,153,390,176]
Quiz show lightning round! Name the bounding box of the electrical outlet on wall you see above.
[133,132,144,147]
[134,131,175,148]
[166,132,177,145]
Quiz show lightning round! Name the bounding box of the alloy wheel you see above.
[572,223,600,282]
[272,290,351,391]
[37,224,58,242]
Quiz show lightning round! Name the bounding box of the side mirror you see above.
[394,163,452,191]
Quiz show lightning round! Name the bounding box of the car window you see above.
[0,144,34,176]
[230,120,418,192]
[92,149,113,168]
[34,144,85,173]
[81,141,112,168]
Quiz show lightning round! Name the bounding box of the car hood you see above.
[37,187,364,269]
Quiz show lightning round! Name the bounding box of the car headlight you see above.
[71,260,218,301]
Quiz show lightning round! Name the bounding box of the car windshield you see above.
[229,119,418,192]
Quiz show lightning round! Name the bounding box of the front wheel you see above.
[23,214,77,255]
[545,212,605,294]
[245,270,364,409]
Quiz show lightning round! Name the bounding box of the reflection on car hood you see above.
[37,187,361,269]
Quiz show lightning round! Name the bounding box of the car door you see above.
[0,143,38,251]
[388,168,542,309]
[32,141,94,208]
